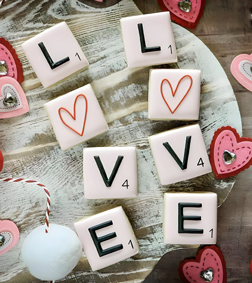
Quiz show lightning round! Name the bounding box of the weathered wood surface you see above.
[0,0,242,282]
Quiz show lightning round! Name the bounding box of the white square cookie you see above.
[149,124,212,185]
[163,192,217,245]
[120,12,177,68]
[44,84,108,150]
[22,22,89,88]
[74,206,139,271]
[148,69,201,120]
[84,147,138,199]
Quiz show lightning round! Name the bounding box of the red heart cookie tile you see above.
[0,220,19,255]
[157,0,206,29]
[58,94,88,136]
[179,245,227,283]
[0,77,29,119]
[231,54,252,92]
[210,126,252,179]
[161,75,193,113]
[0,37,24,83]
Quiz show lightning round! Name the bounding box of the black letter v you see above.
[163,136,191,170]
[94,156,124,187]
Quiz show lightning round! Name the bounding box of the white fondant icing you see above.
[84,147,138,199]
[120,12,177,68]
[163,192,217,245]
[44,84,108,150]
[74,206,139,271]
[22,22,89,88]
[148,124,212,185]
[148,69,201,120]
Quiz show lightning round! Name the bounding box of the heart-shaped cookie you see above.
[157,0,206,29]
[210,126,252,179]
[58,94,88,136]
[231,54,252,92]
[0,77,29,119]
[161,75,193,113]
[179,245,227,283]
[0,37,24,83]
[0,220,19,255]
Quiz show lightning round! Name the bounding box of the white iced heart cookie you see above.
[239,60,252,81]
[0,220,19,255]
[0,83,22,111]
[231,53,252,91]
[0,77,29,118]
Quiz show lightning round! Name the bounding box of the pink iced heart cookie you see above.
[210,126,252,179]
[231,54,252,92]
[0,220,19,255]
[179,245,227,283]
[0,76,29,119]
[0,37,24,83]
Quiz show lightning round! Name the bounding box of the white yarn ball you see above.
[21,224,83,281]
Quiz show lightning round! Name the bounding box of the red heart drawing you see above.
[0,37,24,83]
[179,245,227,283]
[157,0,206,29]
[58,94,88,136]
[0,220,19,255]
[0,77,29,119]
[230,54,252,92]
[210,126,252,179]
[160,75,193,113]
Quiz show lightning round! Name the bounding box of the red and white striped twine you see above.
[0,0,5,7]
[0,178,51,233]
